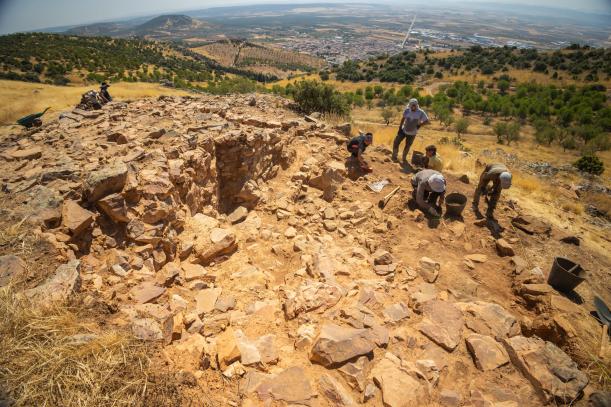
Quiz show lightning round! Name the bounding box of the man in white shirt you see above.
[392,98,429,163]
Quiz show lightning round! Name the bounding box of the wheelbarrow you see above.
[16,107,50,128]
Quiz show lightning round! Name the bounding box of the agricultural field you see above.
[191,40,324,78]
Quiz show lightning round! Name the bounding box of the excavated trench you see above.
[214,131,294,213]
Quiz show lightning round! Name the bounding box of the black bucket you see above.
[547,257,585,293]
[411,151,425,167]
[445,193,467,217]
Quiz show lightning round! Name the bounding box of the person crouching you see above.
[411,169,446,217]
[347,132,373,172]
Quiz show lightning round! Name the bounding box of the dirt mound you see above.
[0,94,608,406]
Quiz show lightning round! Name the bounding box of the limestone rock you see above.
[418,257,440,283]
[24,260,81,303]
[196,228,238,264]
[511,215,551,236]
[0,254,26,287]
[456,301,521,339]
[418,300,463,351]
[465,253,487,263]
[195,287,222,316]
[61,200,94,236]
[310,323,376,367]
[82,161,128,203]
[495,239,515,257]
[254,367,315,405]
[181,263,208,282]
[217,328,241,370]
[338,356,369,392]
[502,335,588,403]
[283,280,343,320]
[130,282,166,304]
[466,334,509,371]
[97,193,130,223]
[227,206,248,224]
[319,374,357,406]
[373,249,393,265]
[372,356,429,407]
[383,302,410,323]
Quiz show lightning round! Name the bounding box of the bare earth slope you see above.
[0,94,609,406]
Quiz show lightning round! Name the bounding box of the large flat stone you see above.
[310,323,376,367]
[61,200,94,236]
[0,255,26,287]
[283,280,344,320]
[418,300,463,351]
[319,373,357,406]
[502,335,588,403]
[466,334,509,371]
[456,301,521,339]
[82,161,128,203]
[24,260,81,303]
[371,356,429,407]
[195,287,222,316]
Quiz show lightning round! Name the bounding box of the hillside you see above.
[331,46,611,85]
[0,32,278,88]
[0,92,609,406]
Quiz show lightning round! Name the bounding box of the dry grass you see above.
[0,80,190,126]
[0,286,183,407]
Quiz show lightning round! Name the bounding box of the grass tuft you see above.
[0,287,179,407]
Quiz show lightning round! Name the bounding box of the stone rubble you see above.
[0,93,601,406]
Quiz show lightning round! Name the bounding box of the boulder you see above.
[495,239,515,257]
[466,334,510,371]
[418,300,463,351]
[61,200,94,236]
[371,356,429,407]
[181,263,209,282]
[82,162,128,203]
[418,257,440,283]
[24,260,81,303]
[319,374,357,406]
[0,254,26,287]
[310,323,376,367]
[309,161,345,202]
[502,335,588,403]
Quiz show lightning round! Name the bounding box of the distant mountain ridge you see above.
[65,14,209,39]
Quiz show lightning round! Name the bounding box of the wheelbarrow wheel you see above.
[32,118,42,127]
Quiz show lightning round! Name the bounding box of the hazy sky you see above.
[0,0,610,34]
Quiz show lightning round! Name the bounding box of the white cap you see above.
[499,172,512,189]
[428,174,446,193]
[409,98,418,106]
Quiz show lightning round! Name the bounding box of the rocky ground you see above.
[0,94,609,406]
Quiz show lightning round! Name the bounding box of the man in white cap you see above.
[473,163,512,218]
[411,169,446,216]
[393,98,429,163]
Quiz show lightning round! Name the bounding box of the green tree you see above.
[381,108,394,126]
[455,117,470,139]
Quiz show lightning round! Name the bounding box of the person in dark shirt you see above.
[99,82,112,103]
[347,132,373,171]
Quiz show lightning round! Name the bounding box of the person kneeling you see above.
[411,169,446,217]
[424,145,443,171]
[347,132,373,172]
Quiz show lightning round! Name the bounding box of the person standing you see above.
[392,98,429,163]
[411,169,446,217]
[473,163,512,218]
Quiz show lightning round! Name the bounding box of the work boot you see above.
[391,156,399,163]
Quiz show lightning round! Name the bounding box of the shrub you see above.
[292,80,350,116]
[574,155,604,175]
